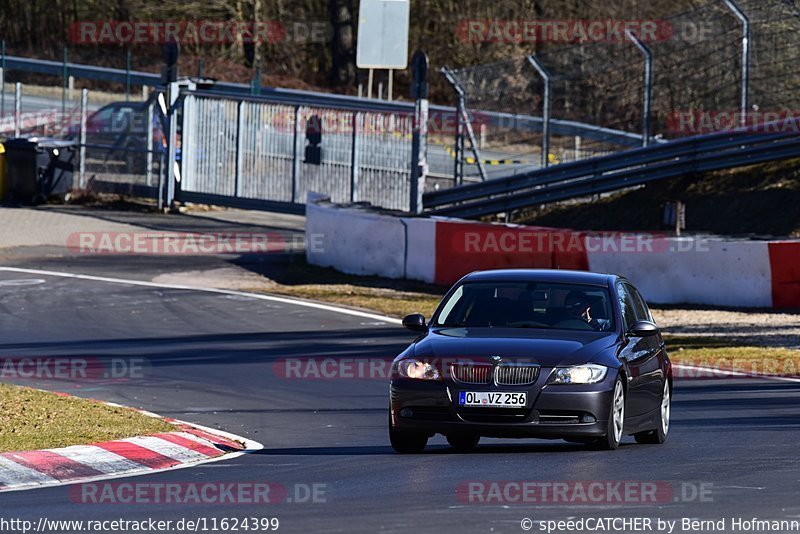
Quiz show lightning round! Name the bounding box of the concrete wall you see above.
[306,196,800,308]
[306,198,436,282]
[587,239,773,307]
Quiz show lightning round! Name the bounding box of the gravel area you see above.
[652,308,800,349]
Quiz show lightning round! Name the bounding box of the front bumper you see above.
[390,371,615,439]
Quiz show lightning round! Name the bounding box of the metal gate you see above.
[179,91,414,212]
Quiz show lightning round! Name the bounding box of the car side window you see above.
[616,283,638,331]
[628,285,653,323]
[624,283,651,323]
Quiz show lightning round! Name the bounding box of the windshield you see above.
[433,281,615,332]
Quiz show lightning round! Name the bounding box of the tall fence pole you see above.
[291,106,301,204]
[723,0,750,128]
[527,55,551,168]
[626,29,653,147]
[410,51,430,213]
[454,90,464,185]
[14,82,21,138]
[62,47,68,116]
[79,89,88,188]
[234,100,244,198]
[441,66,488,183]
[350,111,360,203]
[166,81,180,209]
[1,40,5,118]
[252,67,262,95]
[145,96,154,187]
[125,49,132,101]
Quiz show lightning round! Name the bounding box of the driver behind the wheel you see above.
[564,290,611,331]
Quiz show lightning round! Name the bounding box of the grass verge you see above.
[262,284,443,320]
[665,335,800,375]
[0,383,174,453]
[247,261,446,319]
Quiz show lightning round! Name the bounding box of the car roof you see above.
[461,269,615,287]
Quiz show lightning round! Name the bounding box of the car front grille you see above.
[495,365,540,386]
[450,363,540,385]
[450,363,492,384]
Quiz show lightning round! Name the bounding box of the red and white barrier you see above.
[306,199,800,309]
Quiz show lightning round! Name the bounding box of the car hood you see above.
[411,327,619,367]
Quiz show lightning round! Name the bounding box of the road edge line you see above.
[0,266,402,325]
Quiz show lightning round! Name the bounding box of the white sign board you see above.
[356,0,410,69]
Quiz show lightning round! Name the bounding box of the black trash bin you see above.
[4,137,76,204]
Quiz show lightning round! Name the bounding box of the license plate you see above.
[459,391,527,408]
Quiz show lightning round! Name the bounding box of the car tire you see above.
[590,375,626,450]
[634,380,670,445]
[388,411,428,454]
[446,434,480,452]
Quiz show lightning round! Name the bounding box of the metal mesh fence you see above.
[445,0,800,171]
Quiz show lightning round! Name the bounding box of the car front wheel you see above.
[389,411,428,453]
[634,380,670,445]
[591,375,625,450]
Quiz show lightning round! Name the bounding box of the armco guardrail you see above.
[4,55,160,86]
[4,55,650,148]
[423,126,800,218]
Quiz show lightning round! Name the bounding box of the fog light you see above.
[399,408,413,418]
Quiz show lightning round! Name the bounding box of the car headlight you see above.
[548,364,608,385]
[396,359,441,381]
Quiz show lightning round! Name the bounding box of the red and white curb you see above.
[0,397,263,493]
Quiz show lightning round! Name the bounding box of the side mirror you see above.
[402,313,427,332]
[628,320,659,337]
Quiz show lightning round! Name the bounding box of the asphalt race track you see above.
[1,268,800,533]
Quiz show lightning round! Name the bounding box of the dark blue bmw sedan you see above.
[389,269,671,452]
